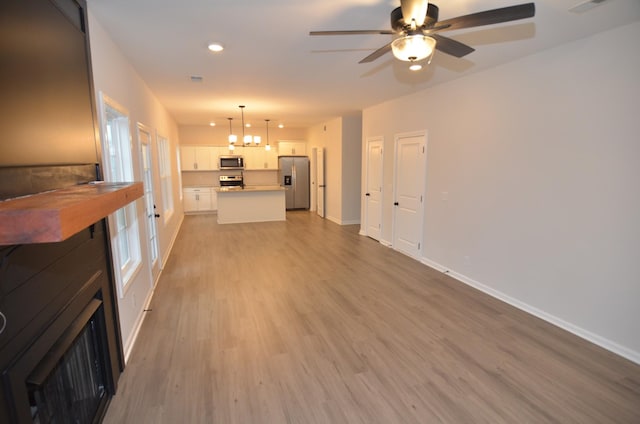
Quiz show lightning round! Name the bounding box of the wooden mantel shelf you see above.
[0,182,143,245]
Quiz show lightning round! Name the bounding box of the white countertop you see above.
[214,185,284,193]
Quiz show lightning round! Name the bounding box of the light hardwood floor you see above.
[104,212,640,423]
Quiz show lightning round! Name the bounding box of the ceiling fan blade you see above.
[310,30,395,36]
[359,43,392,63]
[401,0,429,27]
[436,3,535,32]
[430,34,475,58]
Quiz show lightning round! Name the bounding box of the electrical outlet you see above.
[463,255,471,266]
[441,191,449,201]
[133,293,137,308]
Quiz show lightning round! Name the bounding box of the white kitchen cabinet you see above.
[278,141,306,156]
[265,148,279,169]
[180,146,213,171]
[183,187,213,212]
[241,147,279,169]
[245,148,267,170]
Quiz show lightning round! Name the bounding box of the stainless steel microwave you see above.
[219,155,244,170]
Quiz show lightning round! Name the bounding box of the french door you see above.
[137,124,160,284]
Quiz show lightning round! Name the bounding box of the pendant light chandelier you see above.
[227,105,272,150]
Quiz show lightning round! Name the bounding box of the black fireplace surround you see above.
[0,165,124,423]
[1,0,124,420]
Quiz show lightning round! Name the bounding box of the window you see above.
[157,135,174,221]
[176,146,183,201]
[99,93,142,296]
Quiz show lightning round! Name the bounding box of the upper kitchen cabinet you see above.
[278,141,307,156]
[243,147,279,170]
[180,146,213,171]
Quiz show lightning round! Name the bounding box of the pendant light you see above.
[239,105,251,145]
[265,119,271,151]
[227,118,237,144]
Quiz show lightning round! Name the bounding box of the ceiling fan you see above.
[310,0,535,68]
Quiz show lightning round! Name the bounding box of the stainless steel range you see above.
[219,175,243,187]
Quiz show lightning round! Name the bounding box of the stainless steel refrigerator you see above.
[279,156,310,210]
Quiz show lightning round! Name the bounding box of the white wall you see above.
[362,22,640,362]
[88,11,184,360]
[309,118,343,224]
[308,114,363,225]
[341,115,363,224]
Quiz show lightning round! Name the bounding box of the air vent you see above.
[190,75,203,82]
[569,0,608,13]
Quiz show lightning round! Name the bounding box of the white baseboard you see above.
[341,219,361,225]
[160,214,184,269]
[325,215,360,226]
[326,215,340,225]
[421,257,640,365]
[122,285,156,364]
[379,239,393,248]
[123,215,185,364]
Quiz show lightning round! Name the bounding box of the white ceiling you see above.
[87,0,640,128]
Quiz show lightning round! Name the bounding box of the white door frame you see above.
[392,130,427,259]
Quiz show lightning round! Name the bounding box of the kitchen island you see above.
[214,185,286,224]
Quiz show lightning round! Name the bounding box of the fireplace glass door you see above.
[5,297,113,424]
[27,312,107,423]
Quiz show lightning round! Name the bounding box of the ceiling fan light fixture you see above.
[409,63,423,71]
[391,35,436,62]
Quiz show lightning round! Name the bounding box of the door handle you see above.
[154,214,160,218]
[394,202,399,206]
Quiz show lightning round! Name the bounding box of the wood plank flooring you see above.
[103,212,640,423]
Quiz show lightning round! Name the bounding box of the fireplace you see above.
[0,165,125,423]
[27,299,109,423]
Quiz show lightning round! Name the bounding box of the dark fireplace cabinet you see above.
[0,165,143,423]
[1,0,143,421]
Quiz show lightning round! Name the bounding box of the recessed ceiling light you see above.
[209,122,216,127]
[409,64,422,71]
[278,124,284,129]
[207,43,224,52]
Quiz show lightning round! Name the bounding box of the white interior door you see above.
[317,147,325,218]
[138,125,160,284]
[393,132,426,258]
[365,137,383,240]
[310,147,318,212]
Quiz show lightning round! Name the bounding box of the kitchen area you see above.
[180,140,310,224]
